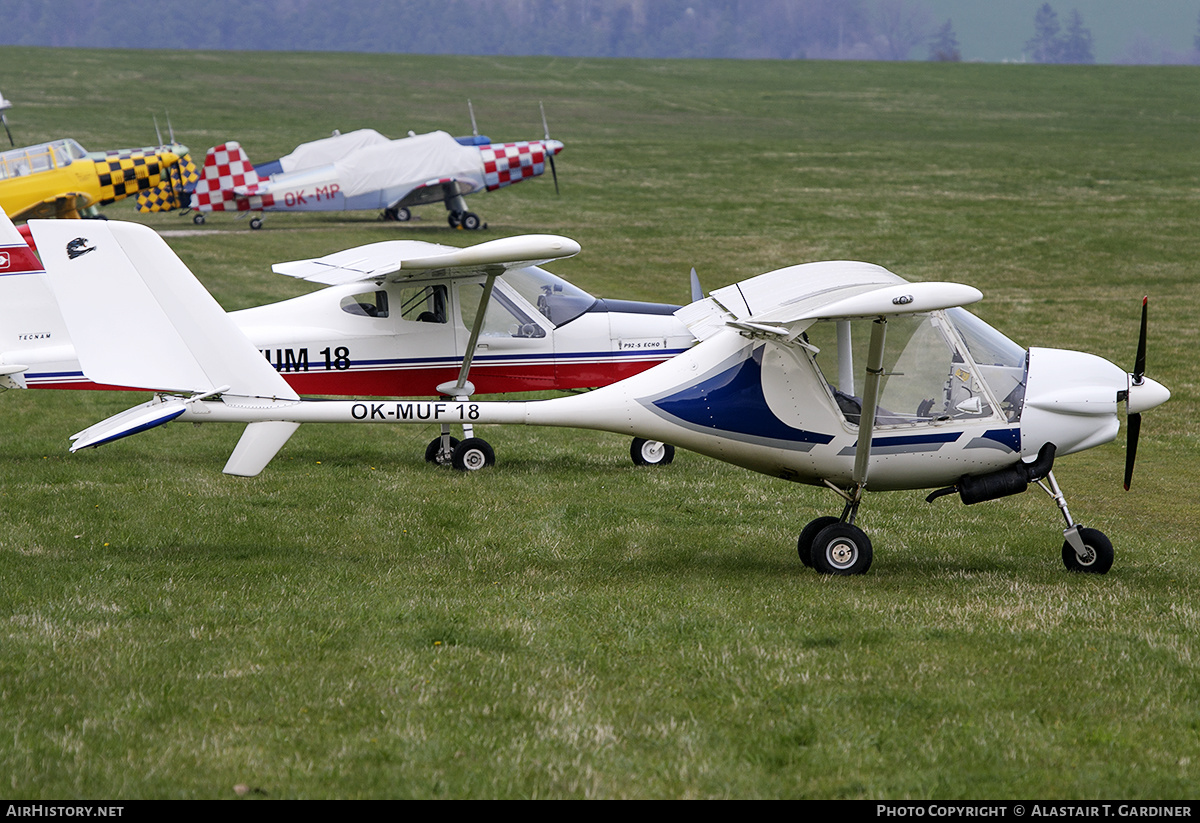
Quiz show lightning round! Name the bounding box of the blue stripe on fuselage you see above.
[649,346,833,446]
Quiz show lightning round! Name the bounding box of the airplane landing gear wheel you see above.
[1062,527,1114,574]
[461,212,482,230]
[797,516,839,568]
[447,211,462,229]
[811,523,873,576]
[630,438,674,467]
[192,214,206,225]
[249,217,263,230]
[384,207,411,222]
[451,437,494,472]
[424,436,460,466]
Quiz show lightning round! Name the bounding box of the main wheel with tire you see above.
[630,438,675,467]
[797,516,840,568]
[811,523,873,576]
[1062,527,1114,574]
[461,212,482,230]
[451,437,495,472]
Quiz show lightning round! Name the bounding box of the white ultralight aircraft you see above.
[19,218,1171,576]
[188,120,562,231]
[0,214,693,469]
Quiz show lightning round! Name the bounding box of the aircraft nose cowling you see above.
[1021,347,1127,457]
[1128,375,1170,414]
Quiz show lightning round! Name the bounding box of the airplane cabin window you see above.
[805,312,1004,427]
[458,283,546,338]
[339,289,391,318]
[396,285,447,323]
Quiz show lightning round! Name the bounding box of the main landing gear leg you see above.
[797,484,874,576]
[1037,470,1114,574]
[424,426,458,467]
[424,384,495,472]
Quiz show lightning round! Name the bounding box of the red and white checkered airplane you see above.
[189,125,562,231]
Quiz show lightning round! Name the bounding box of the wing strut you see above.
[845,317,889,517]
[433,272,499,450]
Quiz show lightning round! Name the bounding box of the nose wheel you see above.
[1037,471,1115,574]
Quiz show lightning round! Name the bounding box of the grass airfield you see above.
[1,47,1198,799]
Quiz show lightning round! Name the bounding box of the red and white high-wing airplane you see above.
[188,121,562,231]
[0,211,693,467]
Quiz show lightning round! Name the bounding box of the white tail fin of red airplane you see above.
[191,141,261,212]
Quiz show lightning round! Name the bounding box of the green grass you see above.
[1,48,1199,799]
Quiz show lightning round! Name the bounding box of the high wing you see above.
[675,260,981,341]
[271,234,582,286]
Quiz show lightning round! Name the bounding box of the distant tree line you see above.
[0,0,936,61]
[1023,3,1093,64]
[4,0,1200,65]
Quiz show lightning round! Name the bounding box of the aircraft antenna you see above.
[468,99,479,137]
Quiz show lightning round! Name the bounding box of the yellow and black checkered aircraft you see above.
[0,137,193,220]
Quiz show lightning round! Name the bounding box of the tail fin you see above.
[0,209,70,389]
[191,142,260,212]
[29,217,295,401]
[28,218,301,472]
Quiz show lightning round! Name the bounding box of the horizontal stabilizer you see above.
[272,234,581,285]
[70,397,188,451]
[28,219,298,404]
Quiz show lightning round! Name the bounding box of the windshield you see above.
[501,266,596,328]
[945,307,1027,422]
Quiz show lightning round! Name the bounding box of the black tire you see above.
[451,437,495,472]
[424,435,460,466]
[797,516,840,568]
[249,217,263,230]
[447,211,462,229]
[1062,527,1114,574]
[811,523,873,576]
[630,438,674,467]
[192,213,206,225]
[461,212,482,230]
[395,207,411,222]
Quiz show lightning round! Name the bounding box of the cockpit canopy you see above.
[0,138,89,180]
[804,308,1027,427]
